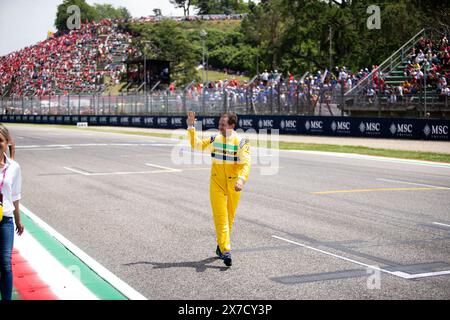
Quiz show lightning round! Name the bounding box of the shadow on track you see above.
[123,257,230,272]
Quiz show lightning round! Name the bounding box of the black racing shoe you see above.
[223,252,232,267]
[216,245,224,259]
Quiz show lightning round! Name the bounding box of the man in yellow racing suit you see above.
[187,111,251,267]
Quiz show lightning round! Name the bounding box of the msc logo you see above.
[144,117,154,124]
[331,121,350,132]
[171,117,183,125]
[359,121,380,133]
[202,118,215,126]
[280,120,296,129]
[132,117,141,124]
[239,119,253,127]
[258,119,274,128]
[424,124,449,136]
[158,117,168,125]
[305,120,323,131]
[390,123,413,135]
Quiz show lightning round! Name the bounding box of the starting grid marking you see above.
[272,235,450,280]
[63,164,281,176]
[279,177,450,281]
[63,163,181,176]
[16,143,178,150]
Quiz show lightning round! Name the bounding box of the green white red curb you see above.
[10,204,147,300]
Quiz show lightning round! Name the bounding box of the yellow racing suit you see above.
[188,126,251,254]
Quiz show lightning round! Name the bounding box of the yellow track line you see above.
[311,187,449,195]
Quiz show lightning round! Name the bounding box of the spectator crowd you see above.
[0,19,133,97]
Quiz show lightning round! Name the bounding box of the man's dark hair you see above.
[221,112,238,127]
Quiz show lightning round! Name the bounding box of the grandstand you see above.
[345,29,450,118]
[0,19,133,97]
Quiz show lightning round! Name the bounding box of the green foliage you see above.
[193,0,251,15]
[55,0,99,32]
[54,0,449,84]
[93,4,131,20]
[126,20,201,85]
[239,0,447,75]
[55,0,131,32]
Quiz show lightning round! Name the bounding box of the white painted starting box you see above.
[77,122,89,128]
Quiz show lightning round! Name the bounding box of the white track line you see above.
[272,235,450,280]
[272,235,408,278]
[377,178,450,190]
[63,165,181,176]
[20,204,147,300]
[433,222,450,228]
[88,170,177,176]
[144,163,182,172]
[16,143,175,149]
[63,167,91,176]
[402,270,450,279]
[279,149,450,169]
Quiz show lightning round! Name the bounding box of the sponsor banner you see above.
[237,116,255,130]
[109,116,119,126]
[170,116,185,129]
[279,118,299,134]
[155,116,170,128]
[131,116,143,127]
[355,119,383,137]
[199,116,219,130]
[119,116,130,126]
[300,117,330,135]
[421,122,449,140]
[142,116,155,127]
[98,116,109,126]
[88,116,98,125]
[330,119,352,136]
[56,115,64,124]
[386,119,416,139]
[1,115,448,141]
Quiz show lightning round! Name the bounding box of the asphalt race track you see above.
[8,124,450,299]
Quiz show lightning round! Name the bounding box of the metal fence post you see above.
[223,87,227,114]
[121,92,124,115]
[277,82,281,114]
[102,93,105,115]
[67,94,70,115]
[98,93,101,115]
[202,86,206,115]
[377,89,381,118]
[307,82,312,116]
[58,95,61,115]
[166,90,169,115]
[78,94,81,115]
